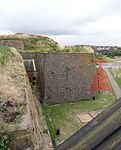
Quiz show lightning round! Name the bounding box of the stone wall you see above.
[21,52,97,104]
[25,78,53,150]
[39,53,96,104]
[0,39,24,50]
[0,75,53,150]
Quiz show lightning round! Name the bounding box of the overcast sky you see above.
[0,0,121,46]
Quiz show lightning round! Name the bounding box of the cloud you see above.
[0,0,121,45]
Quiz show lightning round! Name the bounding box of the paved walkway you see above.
[77,109,104,123]
[104,68,121,99]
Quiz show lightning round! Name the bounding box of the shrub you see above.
[0,134,13,150]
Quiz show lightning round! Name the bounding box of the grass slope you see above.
[23,36,61,52]
[110,68,121,88]
[42,90,115,142]
[116,78,121,88]
[63,45,88,53]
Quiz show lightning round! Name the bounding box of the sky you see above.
[0,0,121,46]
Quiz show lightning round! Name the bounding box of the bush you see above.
[0,134,13,150]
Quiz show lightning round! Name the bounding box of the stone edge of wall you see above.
[25,75,53,149]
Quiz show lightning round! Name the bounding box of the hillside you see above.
[0,33,62,52]
[63,45,90,52]
[0,33,92,53]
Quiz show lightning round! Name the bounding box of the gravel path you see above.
[104,68,121,99]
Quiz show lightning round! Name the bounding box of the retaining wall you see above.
[0,39,24,50]
[21,52,96,104]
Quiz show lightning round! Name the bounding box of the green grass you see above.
[116,78,121,88]
[63,46,88,53]
[23,38,90,53]
[0,46,14,65]
[23,37,61,52]
[42,90,115,142]
[110,68,121,88]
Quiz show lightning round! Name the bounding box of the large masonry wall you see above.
[21,52,96,104]
[37,53,96,104]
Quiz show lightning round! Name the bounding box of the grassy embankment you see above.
[42,90,115,142]
[110,68,121,88]
[23,37,61,52]
[23,38,89,53]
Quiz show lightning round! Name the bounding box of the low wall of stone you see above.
[0,39,24,50]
